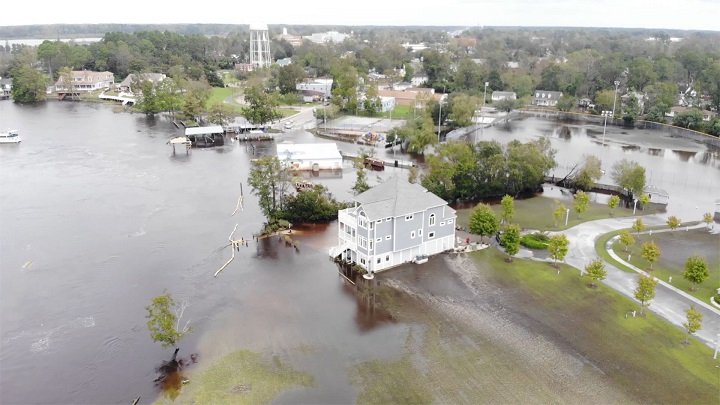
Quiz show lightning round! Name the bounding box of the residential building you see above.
[276,27,303,47]
[331,176,457,273]
[296,78,333,98]
[234,63,254,73]
[620,91,647,115]
[276,57,292,67]
[666,106,716,122]
[532,90,563,107]
[410,73,428,87]
[117,73,166,93]
[401,42,429,52]
[379,96,396,112]
[304,31,350,44]
[55,70,114,92]
[276,142,342,171]
[392,81,413,91]
[0,77,12,100]
[491,91,517,101]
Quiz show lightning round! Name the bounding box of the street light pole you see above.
[611,80,620,127]
[437,84,446,142]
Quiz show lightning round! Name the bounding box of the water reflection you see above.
[557,126,572,141]
[672,150,697,162]
[647,148,664,156]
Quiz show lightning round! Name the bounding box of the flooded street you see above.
[0,102,717,403]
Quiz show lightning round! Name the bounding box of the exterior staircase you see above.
[328,240,353,258]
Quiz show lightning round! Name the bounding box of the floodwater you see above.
[0,101,717,404]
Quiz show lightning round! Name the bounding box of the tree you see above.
[242,81,281,126]
[145,291,192,349]
[494,98,519,113]
[280,184,347,223]
[634,275,658,315]
[608,195,620,216]
[352,160,370,195]
[682,305,703,345]
[594,89,616,113]
[573,155,602,190]
[627,57,657,91]
[632,218,646,236]
[449,93,482,127]
[501,223,521,261]
[702,212,713,229]
[553,200,567,228]
[182,79,211,120]
[548,233,570,268]
[248,156,290,219]
[640,241,662,270]
[207,102,238,126]
[500,195,515,225]
[585,258,607,287]
[638,193,650,210]
[673,109,704,130]
[277,63,305,94]
[11,58,47,104]
[573,190,590,219]
[619,229,635,253]
[611,159,646,197]
[469,203,500,244]
[556,94,576,112]
[666,216,681,234]
[682,255,709,291]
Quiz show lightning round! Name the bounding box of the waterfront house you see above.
[55,70,114,92]
[117,73,166,93]
[666,106,716,122]
[330,176,456,273]
[532,90,563,107]
[492,91,517,101]
[0,77,12,99]
[276,142,343,171]
[411,73,429,87]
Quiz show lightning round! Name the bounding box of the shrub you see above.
[714,292,720,305]
[520,232,550,250]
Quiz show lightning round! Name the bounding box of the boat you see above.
[0,129,21,143]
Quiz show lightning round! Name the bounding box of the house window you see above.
[377,257,381,264]
[376,238,381,242]
[418,229,423,237]
[428,232,435,239]
[369,240,373,250]
[386,217,391,222]
[370,222,374,230]
[360,258,366,265]
[385,235,391,240]
[376,220,382,224]
[448,219,454,224]
[411,231,416,238]
[385,255,390,262]
[405,214,414,221]
[429,213,435,226]
[440,221,445,226]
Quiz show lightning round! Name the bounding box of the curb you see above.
[606,236,720,316]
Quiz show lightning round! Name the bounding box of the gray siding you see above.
[393,211,424,251]
[373,218,394,254]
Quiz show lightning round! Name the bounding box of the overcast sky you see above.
[5,0,719,32]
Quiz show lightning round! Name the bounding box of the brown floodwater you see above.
[1,101,717,404]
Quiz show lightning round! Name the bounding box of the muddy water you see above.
[0,101,717,404]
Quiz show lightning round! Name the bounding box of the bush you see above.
[520,232,550,250]
[714,292,720,305]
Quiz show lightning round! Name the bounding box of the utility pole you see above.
[437,83,446,142]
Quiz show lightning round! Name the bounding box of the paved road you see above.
[559,215,720,349]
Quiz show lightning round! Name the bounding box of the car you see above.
[283,121,293,129]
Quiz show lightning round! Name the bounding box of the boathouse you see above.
[184,126,225,147]
[276,142,342,171]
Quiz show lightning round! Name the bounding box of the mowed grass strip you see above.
[162,350,314,405]
[456,195,643,232]
[610,228,720,302]
[470,248,719,403]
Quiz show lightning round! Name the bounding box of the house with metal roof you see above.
[276,142,342,171]
[330,176,456,273]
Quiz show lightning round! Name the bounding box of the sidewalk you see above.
[557,215,719,349]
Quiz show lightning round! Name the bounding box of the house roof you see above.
[492,91,516,97]
[354,176,453,220]
[0,77,12,85]
[533,90,562,100]
[55,70,113,86]
[185,126,224,136]
[276,142,342,162]
[119,73,166,87]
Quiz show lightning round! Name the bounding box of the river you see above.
[0,101,718,404]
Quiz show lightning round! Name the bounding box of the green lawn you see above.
[353,249,718,403]
[378,105,414,119]
[277,108,298,118]
[158,349,314,404]
[470,249,718,403]
[207,87,241,108]
[610,228,720,302]
[456,195,645,232]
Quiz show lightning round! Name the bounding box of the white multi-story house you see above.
[532,90,563,106]
[330,176,456,273]
[55,70,114,92]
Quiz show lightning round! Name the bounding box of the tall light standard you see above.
[437,83,446,142]
[601,80,621,167]
[611,80,620,127]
